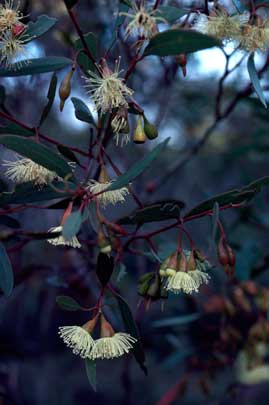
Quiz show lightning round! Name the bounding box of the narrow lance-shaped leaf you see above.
[39,73,57,127]
[74,32,97,74]
[0,243,14,297]
[0,123,33,137]
[0,57,73,77]
[143,30,220,57]
[247,53,267,108]
[56,295,83,311]
[108,138,170,191]
[0,136,73,179]
[62,211,82,239]
[96,253,114,287]
[85,359,97,392]
[22,15,57,43]
[71,97,96,126]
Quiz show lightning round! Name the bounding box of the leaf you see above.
[143,30,220,57]
[0,57,73,77]
[62,211,82,239]
[71,97,96,126]
[0,243,14,297]
[247,53,267,108]
[39,73,57,127]
[108,138,170,191]
[85,359,97,392]
[114,293,147,375]
[0,85,6,105]
[74,33,97,74]
[120,0,132,6]
[211,202,219,242]
[64,0,78,8]
[0,215,21,229]
[155,6,187,22]
[0,136,73,179]
[0,123,33,136]
[152,313,200,328]
[96,252,114,287]
[118,199,185,225]
[22,15,57,42]
[57,145,80,165]
[56,295,83,311]
[0,182,75,207]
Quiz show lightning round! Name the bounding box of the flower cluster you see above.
[159,249,211,294]
[0,0,29,68]
[193,9,269,53]
[59,314,137,360]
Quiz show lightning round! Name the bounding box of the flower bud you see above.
[97,229,112,255]
[12,23,25,37]
[217,236,236,276]
[59,67,75,112]
[175,54,187,77]
[166,251,178,276]
[133,115,146,144]
[143,115,158,140]
[100,314,115,338]
[177,251,188,272]
[187,251,196,272]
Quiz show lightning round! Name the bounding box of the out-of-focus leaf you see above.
[71,97,96,126]
[56,295,83,311]
[22,15,57,42]
[242,176,269,193]
[57,145,80,166]
[85,359,97,392]
[0,242,13,297]
[0,136,73,179]
[155,6,187,22]
[120,0,131,6]
[143,30,220,57]
[108,138,170,191]
[152,313,200,328]
[211,202,219,241]
[39,73,57,127]
[0,215,20,229]
[96,252,114,287]
[0,85,6,105]
[0,182,75,207]
[0,123,33,136]
[0,57,73,77]
[114,293,147,375]
[247,53,267,108]
[118,199,184,225]
[74,33,97,74]
[62,211,82,239]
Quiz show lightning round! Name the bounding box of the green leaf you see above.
[56,295,82,311]
[64,0,78,8]
[120,0,132,6]
[108,138,170,191]
[247,53,267,108]
[57,145,81,166]
[96,253,114,287]
[39,73,57,127]
[114,293,147,375]
[62,211,82,239]
[0,243,14,297]
[211,202,219,242]
[22,15,57,42]
[155,6,187,22]
[85,359,97,392]
[74,33,97,74]
[0,85,6,105]
[152,313,200,328]
[0,57,73,77]
[0,136,73,179]
[118,199,185,225]
[143,30,220,57]
[0,182,75,207]
[0,123,33,136]
[71,97,96,126]
[0,215,20,229]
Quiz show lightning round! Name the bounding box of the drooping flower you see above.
[166,271,200,294]
[0,0,24,32]
[235,343,269,385]
[89,315,137,360]
[238,23,269,53]
[120,3,167,39]
[88,166,129,207]
[193,10,249,41]
[0,29,28,68]
[3,156,57,186]
[47,226,81,248]
[84,59,133,113]
[59,318,97,358]
[111,108,130,147]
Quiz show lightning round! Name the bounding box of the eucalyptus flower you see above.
[47,226,81,248]
[0,29,29,68]
[84,59,133,113]
[0,0,24,32]
[238,23,269,52]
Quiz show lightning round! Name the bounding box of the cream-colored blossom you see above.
[0,29,28,68]
[238,24,269,52]
[3,157,57,186]
[111,111,130,147]
[0,0,24,32]
[235,343,269,385]
[165,271,200,294]
[88,180,129,207]
[120,3,166,39]
[47,226,81,248]
[189,270,210,288]
[89,332,137,360]
[193,11,249,41]
[59,326,94,358]
[84,60,133,113]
